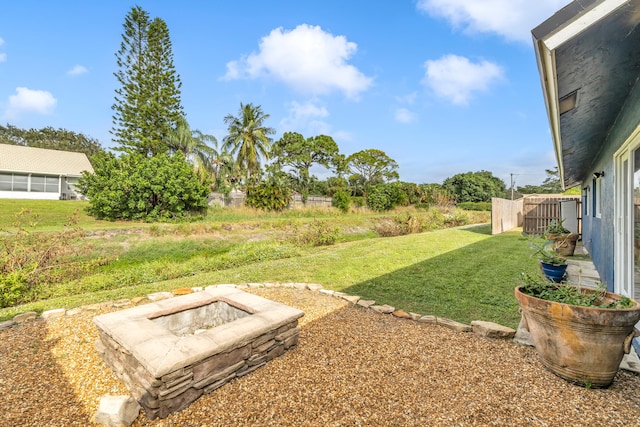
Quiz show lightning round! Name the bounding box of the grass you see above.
[0,199,145,231]
[1,199,534,328]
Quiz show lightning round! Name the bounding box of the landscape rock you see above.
[306,284,324,292]
[130,297,146,305]
[409,312,422,321]
[66,307,83,316]
[147,292,173,302]
[319,289,334,296]
[371,304,395,314]
[13,312,37,323]
[247,283,263,289]
[417,315,437,324]
[437,317,472,332]
[94,395,140,427]
[341,295,360,304]
[41,308,66,321]
[513,318,534,347]
[392,309,412,319]
[0,320,16,331]
[171,288,193,295]
[471,320,516,339]
[357,300,375,308]
[112,299,131,308]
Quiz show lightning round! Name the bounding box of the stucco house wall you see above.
[580,72,640,290]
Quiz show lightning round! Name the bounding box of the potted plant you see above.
[544,219,579,256]
[531,238,568,282]
[515,273,640,387]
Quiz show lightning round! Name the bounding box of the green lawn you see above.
[1,200,536,328]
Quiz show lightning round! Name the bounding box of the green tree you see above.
[442,171,506,203]
[366,183,406,212]
[347,149,399,186]
[111,6,184,156]
[166,117,218,182]
[271,132,340,201]
[77,151,209,221]
[222,103,275,183]
[517,167,565,194]
[0,124,103,159]
[540,167,563,193]
[211,149,241,194]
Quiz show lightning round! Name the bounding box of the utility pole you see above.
[510,173,516,200]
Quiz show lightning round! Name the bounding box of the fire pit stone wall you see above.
[94,287,304,420]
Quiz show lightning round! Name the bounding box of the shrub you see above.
[457,201,491,211]
[332,190,351,213]
[366,183,407,212]
[245,174,292,211]
[373,213,424,237]
[291,220,340,246]
[351,196,365,208]
[0,209,96,307]
[77,151,210,221]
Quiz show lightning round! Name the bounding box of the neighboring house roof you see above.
[0,143,94,176]
[532,0,640,188]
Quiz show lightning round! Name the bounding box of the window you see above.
[0,173,11,191]
[594,177,602,218]
[45,176,59,193]
[30,175,45,192]
[12,174,28,191]
[582,186,590,216]
[0,173,60,192]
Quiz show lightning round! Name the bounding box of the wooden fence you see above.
[491,194,582,235]
[491,197,523,235]
[522,195,581,235]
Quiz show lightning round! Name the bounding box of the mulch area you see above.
[1,287,640,426]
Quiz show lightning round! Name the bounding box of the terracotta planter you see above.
[544,233,579,256]
[515,286,640,387]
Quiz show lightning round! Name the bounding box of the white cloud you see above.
[417,0,572,43]
[395,108,416,123]
[67,64,88,75]
[395,92,418,105]
[0,37,4,46]
[223,24,373,99]
[3,87,57,119]
[280,100,330,134]
[0,53,6,63]
[422,54,503,105]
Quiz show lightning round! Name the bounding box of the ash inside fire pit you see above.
[94,287,304,420]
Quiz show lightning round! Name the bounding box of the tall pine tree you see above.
[111,6,184,156]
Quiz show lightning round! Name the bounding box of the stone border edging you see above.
[0,282,517,341]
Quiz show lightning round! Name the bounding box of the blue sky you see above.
[0,0,572,187]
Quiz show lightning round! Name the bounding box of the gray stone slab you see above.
[41,308,66,321]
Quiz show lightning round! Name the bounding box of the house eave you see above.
[532,0,633,189]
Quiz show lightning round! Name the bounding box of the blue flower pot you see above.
[540,261,567,283]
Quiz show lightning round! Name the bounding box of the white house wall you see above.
[0,190,61,200]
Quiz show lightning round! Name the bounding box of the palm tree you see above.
[166,117,218,182]
[211,149,242,193]
[222,103,275,183]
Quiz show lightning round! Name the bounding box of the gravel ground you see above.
[2,287,640,426]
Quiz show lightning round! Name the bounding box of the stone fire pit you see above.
[94,287,304,420]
